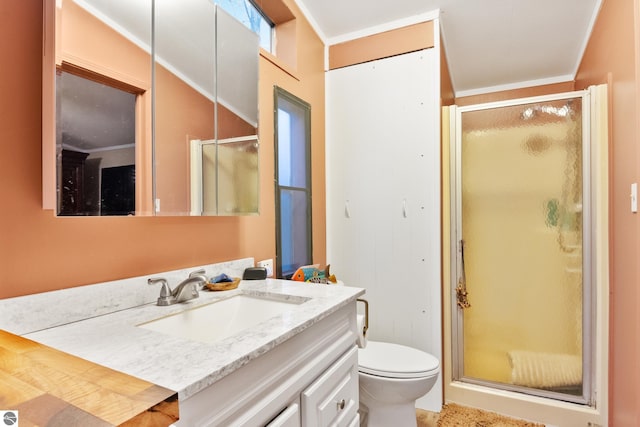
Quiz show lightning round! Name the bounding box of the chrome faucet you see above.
[148,269,208,306]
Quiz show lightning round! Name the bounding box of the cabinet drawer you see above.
[267,401,301,427]
[301,346,359,427]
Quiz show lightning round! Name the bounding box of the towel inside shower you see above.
[508,350,582,389]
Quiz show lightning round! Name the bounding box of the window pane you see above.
[258,18,273,52]
[277,98,308,188]
[214,0,272,52]
[279,188,310,275]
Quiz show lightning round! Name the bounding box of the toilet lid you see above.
[358,341,440,379]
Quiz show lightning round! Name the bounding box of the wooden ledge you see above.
[0,330,178,426]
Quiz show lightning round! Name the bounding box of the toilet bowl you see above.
[358,341,439,427]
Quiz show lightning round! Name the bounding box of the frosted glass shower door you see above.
[453,93,591,404]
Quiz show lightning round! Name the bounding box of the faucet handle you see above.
[189,269,206,279]
[148,277,173,306]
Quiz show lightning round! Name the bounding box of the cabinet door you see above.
[301,347,358,427]
[267,401,301,427]
[346,414,360,427]
[326,49,442,367]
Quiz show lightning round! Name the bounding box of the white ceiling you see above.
[58,72,136,152]
[294,0,603,97]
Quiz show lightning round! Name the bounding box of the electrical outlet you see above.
[257,259,274,277]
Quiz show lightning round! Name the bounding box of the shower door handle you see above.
[456,239,471,309]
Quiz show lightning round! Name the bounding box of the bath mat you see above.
[435,403,544,427]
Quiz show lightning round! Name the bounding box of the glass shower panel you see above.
[217,137,259,215]
[201,142,217,215]
[459,97,584,398]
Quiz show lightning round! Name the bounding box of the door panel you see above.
[454,94,590,404]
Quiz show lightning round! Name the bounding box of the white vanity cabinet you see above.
[175,303,360,426]
[266,399,300,426]
[301,346,359,426]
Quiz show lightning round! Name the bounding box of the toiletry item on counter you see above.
[204,273,240,291]
[291,264,337,284]
[242,267,268,280]
[210,273,233,283]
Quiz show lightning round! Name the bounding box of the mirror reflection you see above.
[57,71,139,216]
[155,3,259,215]
[214,7,260,216]
[55,0,152,216]
[54,0,260,216]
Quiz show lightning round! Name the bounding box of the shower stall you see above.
[445,87,609,424]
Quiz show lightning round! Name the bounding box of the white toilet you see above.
[358,341,440,427]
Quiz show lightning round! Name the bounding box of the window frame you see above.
[274,86,312,279]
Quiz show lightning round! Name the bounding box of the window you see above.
[274,87,312,278]
[214,0,274,52]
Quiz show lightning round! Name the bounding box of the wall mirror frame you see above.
[42,0,260,217]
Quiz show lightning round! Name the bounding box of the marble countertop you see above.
[23,279,364,400]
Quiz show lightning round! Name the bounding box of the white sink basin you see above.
[138,294,305,344]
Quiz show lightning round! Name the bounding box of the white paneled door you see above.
[326,48,441,411]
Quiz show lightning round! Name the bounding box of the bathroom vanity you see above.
[175,302,360,426]
[0,260,364,426]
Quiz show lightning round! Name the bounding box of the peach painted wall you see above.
[154,65,215,215]
[575,0,640,425]
[328,21,434,70]
[440,45,454,107]
[0,0,326,299]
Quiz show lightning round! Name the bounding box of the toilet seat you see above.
[358,341,439,379]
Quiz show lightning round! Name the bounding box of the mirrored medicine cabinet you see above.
[45,0,260,217]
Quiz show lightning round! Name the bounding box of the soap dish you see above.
[204,277,240,291]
